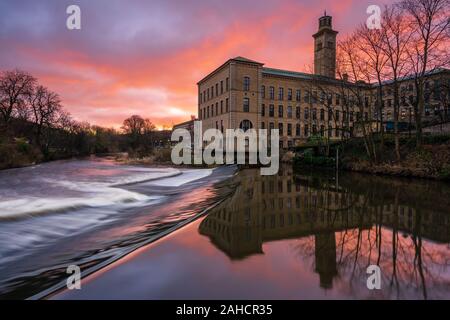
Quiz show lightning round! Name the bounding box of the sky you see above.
[0,0,393,129]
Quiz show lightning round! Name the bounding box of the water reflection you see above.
[200,167,450,299]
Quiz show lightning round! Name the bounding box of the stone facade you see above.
[196,14,450,149]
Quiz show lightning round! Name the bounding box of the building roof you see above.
[231,56,264,65]
[262,67,347,86]
[377,67,450,87]
[262,67,315,80]
[197,56,264,85]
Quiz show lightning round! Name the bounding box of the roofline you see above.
[372,67,450,87]
[197,57,264,85]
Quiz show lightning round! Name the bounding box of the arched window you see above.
[239,120,253,132]
[243,76,250,91]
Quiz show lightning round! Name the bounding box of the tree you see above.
[380,5,413,161]
[122,115,156,153]
[28,85,62,150]
[0,69,36,128]
[337,34,378,162]
[401,0,450,147]
[356,23,389,155]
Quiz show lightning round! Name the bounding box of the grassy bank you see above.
[293,134,450,180]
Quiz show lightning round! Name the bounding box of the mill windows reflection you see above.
[199,167,450,299]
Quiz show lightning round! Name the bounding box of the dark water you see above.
[55,165,450,300]
[0,158,236,299]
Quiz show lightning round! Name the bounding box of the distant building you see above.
[196,13,450,149]
[172,118,196,138]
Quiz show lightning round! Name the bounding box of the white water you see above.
[0,158,213,265]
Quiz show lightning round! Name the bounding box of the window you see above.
[320,109,325,121]
[221,120,224,132]
[336,94,340,105]
[278,87,284,100]
[220,100,223,114]
[288,89,292,101]
[287,123,292,136]
[261,85,266,98]
[216,121,218,130]
[269,122,274,131]
[199,93,202,104]
[336,110,340,121]
[207,88,210,100]
[312,125,317,134]
[261,122,265,129]
[215,102,218,116]
[243,77,250,91]
[296,124,301,136]
[261,104,265,117]
[287,106,292,118]
[243,98,250,112]
[350,111,354,122]
[304,108,309,120]
[269,86,275,100]
[320,125,325,137]
[269,105,275,117]
[296,107,301,119]
[304,124,309,136]
[317,42,323,50]
[278,105,284,118]
[296,89,301,102]
[207,106,210,118]
[304,91,310,103]
[211,86,214,98]
[312,109,317,120]
[211,105,214,117]
[278,123,283,135]
[240,120,253,131]
[226,98,229,112]
[215,83,218,96]
[220,81,224,94]
[226,77,229,91]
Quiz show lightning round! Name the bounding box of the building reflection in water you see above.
[199,166,450,298]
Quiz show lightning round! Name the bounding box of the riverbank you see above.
[294,134,450,180]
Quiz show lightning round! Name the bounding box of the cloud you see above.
[0,0,391,128]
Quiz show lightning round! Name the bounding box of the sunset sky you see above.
[0,0,392,129]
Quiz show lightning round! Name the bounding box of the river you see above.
[1,159,449,299]
[0,157,236,299]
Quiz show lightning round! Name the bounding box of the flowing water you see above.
[0,157,236,299]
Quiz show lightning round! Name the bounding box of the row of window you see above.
[200,98,229,119]
[261,104,368,122]
[200,77,230,103]
[260,122,353,138]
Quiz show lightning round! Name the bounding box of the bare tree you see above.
[337,34,378,162]
[401,0,450,147]
[380,5,413,161]
[356,23,390,155]
[29,85,62,149]
[0,69,36,128]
